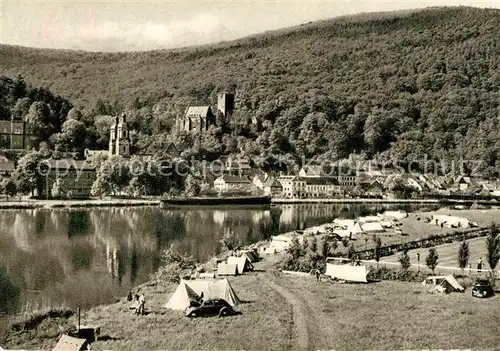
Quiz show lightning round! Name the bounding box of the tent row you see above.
[217,255,254,276]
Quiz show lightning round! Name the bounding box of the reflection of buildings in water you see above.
[279,205,295,225]
[106,245,118,280]
[212,210,226,226]
[251,210,271,226]
[12,211,37,252]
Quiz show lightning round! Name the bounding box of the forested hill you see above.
[1,7,499,175]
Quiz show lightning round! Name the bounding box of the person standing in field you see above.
[477,257,483,270]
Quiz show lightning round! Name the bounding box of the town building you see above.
[277,176,341,199]
[0,120,36,150]
[214,174,253,193]
[43,159,97,198]
[262,176,283,196]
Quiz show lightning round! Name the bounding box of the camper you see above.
[381,210,408,219]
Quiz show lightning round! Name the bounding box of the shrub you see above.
[151,247,195,284]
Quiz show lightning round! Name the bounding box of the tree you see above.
[486,223,500,276]
[347,244,357,263]
[12,150,47,197]
[457,240,470,272]
[426,247,439,275]
[25,101,51,141]
[151,246,195,284]
[399,250,411,271]
[373,235,382,268]
[183,174,201,197]
[0,178,17,198]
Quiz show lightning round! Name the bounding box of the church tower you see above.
[109,113,130,157]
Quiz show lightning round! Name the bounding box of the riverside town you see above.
[0,5,500,351]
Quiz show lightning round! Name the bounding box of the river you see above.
[0,202,438,331]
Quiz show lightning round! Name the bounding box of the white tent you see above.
[350,221,385,234]
[217,263,239,276]
[227,256,254,273]
[164,279,241,310]
[422,275,465,293]
[325,263,369,283]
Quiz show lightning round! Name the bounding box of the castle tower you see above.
[217,92,235,124]
[109,113,130,157]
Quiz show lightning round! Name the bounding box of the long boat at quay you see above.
[160,195,272,207]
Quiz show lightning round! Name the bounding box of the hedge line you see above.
[352,228,488,260]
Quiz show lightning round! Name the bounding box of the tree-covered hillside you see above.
[0,7,499,175]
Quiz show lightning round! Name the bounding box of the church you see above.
[177,92,235,133]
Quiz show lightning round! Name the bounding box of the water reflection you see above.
[0,203,436,316]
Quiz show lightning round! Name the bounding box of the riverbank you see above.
[4,253,499,350]
[0,198,160,210]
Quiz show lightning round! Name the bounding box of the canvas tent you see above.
[350,220,385,234]
[240,250,258,262]
[227,256,254,273]
[325,263,369,283]
[422,275,465,293]
[217,263,239,276]
[53,335,88,351]
[164,279,241,310]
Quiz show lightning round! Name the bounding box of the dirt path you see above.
[254,256,311,350]
[260,276,310,350]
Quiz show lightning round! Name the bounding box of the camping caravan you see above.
[325,262,370,283]
[217,263,239,276]
[227,256,254,273]
[422,275,465,293]
[164,279,241,310]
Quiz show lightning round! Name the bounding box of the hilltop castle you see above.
[177,92,235,133]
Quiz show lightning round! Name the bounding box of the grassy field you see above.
[4,253,500,350]
[274,274,500,350]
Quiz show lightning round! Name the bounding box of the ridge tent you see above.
[422,275,465,293]
[164,281,201,310]
[227,256,254,273]
[325,263,369,283]
[53,335,88,351]
[350,221,385,234]
[164,279,241,310]
[217,263,239,276]
[241,250,258,262]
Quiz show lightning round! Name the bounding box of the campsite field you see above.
[347,208,500,252]
[273,274,500,350]
[4,253,500,350]
[375,236,497,273]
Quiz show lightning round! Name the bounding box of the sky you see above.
[1,0,499,52]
